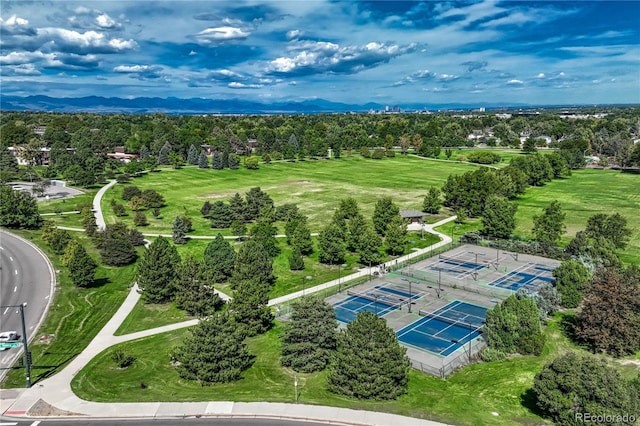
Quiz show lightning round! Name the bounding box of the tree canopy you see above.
[137,236,181,304]
[280,296,337,373]
[328,311,410,400]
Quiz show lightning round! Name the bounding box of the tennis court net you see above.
[438,254,478,265]
[397,269,511,299]
[418,309,482,332]
[347,290,405,309]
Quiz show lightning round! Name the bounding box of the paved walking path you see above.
[1,180,455,425]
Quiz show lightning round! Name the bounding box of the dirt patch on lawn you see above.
[28,399,84,416]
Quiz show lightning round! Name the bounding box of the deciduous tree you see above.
[318,222,346,265]
[372,196,400,236]
[422,187,442,214]
[532,200,566,246]
[481,195,517,239]
[385,215,407,255]
[552,259,591,308]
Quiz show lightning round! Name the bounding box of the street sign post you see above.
[0,342,22,349]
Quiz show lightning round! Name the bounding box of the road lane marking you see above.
[9,256,13,261]
[14,269,18,275]
[0,422,18,425]
[2,307,8,315]
[44,295,49,299]
[14,286,17,292]
[32,422,41,426]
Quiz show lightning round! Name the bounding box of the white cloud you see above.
[507,79,523,85]
[37,28,137,52]
[537,73,545,78]
[286,29,303,40]
[195,27,250,44]
[96,13,117,29]
[114,64,153,73]
[228,82,263,89]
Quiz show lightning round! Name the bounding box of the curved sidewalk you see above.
[2,217,456,425]
[2,283,449,426]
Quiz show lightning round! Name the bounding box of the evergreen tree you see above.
[229,239,276,291]
[284,213,306,244]
[291,221,314,255]
[208,201,233,228]
[229,193,247,222]
[174,256,223,316]
[481,195,517,239]
[230,278,273,336]
[80,206,97,237]
[141,189,165,209]
[158,141,172,165]
[203,234,236,283]
[187,144,199,165]
[112,202,126,216]
[134,211,148,227]
[200,201,212,217]
[172,313,254,384]
[244,187,274,221]
[346,213,367,252]
[198,151,209,168]
[318,222,346,265]
[228,153,240,169]
[358,224,382,266]
[328,311,410,400]
[212,150,223,170]
[230,220,247,240]
[63,240,97,288]
[372,196,400,236]
[288,247,305,270]
[385,215,407,255]
[95,223,137,266]
[172,216,189,244]
[139,145,150,160]
[137,236,181,304]
[221,149,229,169]
[552,259,591,308]
[422,186,442,214]
[532,200,566,245]
[122,185,142,201]
[281,296,337,373]
[249,219,280,257]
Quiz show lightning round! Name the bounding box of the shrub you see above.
[467,151,501,164]
[480,348,507,362]
[112,348,136,368]
[371,148,385,159]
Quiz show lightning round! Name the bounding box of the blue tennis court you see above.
[333,285,422,323]
[396,301,488,356]
[428,258,485,275]
[488,267,555,292]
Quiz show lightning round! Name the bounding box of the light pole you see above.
[338,263,347,293]
[0,303,31,388]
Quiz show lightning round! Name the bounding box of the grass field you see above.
[71,313,639,426]
[513,169,640,265]
[100,156,479,234]
[1,231,136,388]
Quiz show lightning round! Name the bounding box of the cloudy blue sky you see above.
[1,1,639,106]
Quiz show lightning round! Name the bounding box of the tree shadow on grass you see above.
[85,277,110,289]
[520,387,545,419]
[559,312,578,341]
[31,352,80,385]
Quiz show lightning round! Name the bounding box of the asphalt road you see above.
[0,419,333,426]
[0,230,54,382]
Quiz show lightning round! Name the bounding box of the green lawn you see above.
[1,231,136,388]
[101,157,480,234]
[37,190,96,214]
[72,313,636,426]
[513,169,640,265]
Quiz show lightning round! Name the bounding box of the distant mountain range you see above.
[0,95,525,114]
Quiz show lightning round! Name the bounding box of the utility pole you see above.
[0,303,31,388]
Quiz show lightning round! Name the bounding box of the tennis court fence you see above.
[410,337,487,378]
